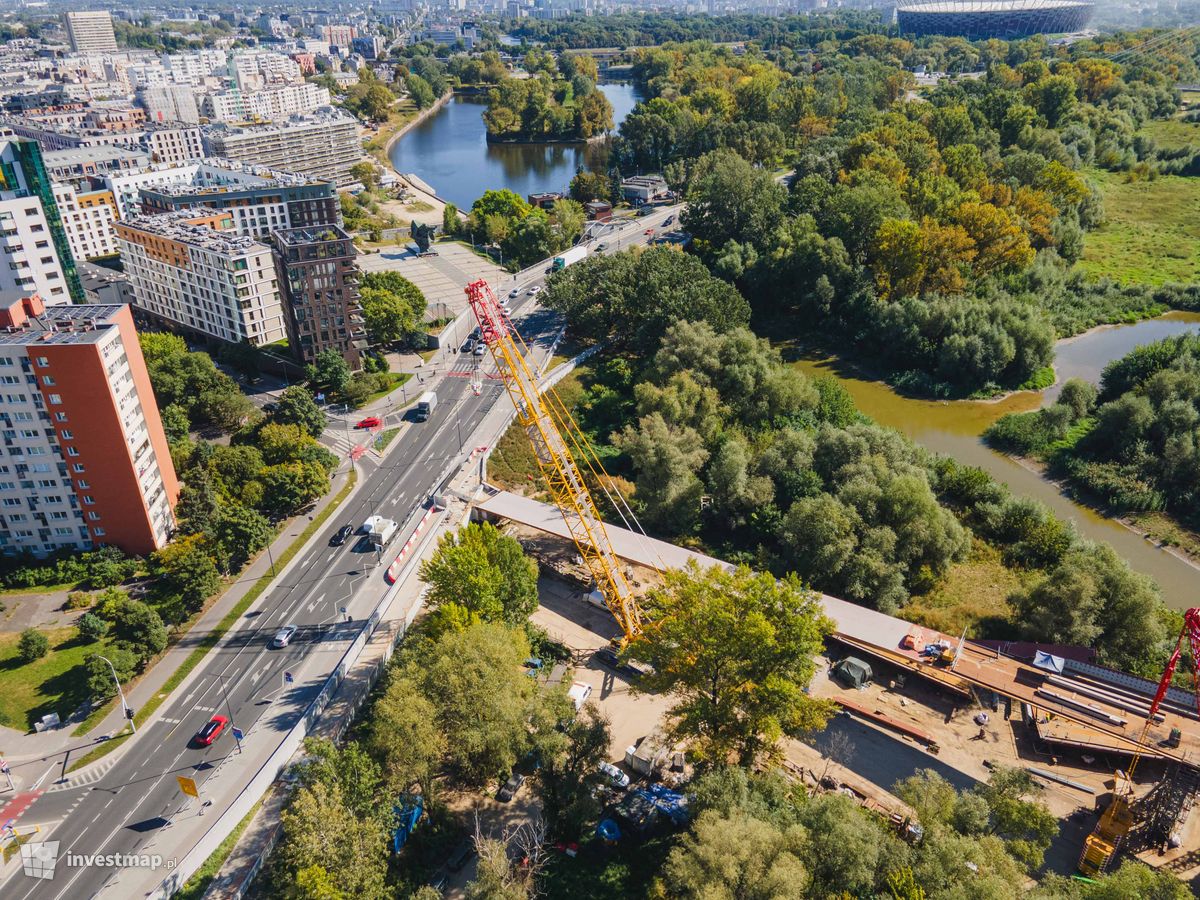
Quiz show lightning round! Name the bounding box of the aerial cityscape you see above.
[1,1,1200,898]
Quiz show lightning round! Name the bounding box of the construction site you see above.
[462,278,1200,888]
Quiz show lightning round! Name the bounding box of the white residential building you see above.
[201,110,360,186]
[198,82,332,123]
[52,181,119,260]
[64,12,118,54]
[143,125,205,166]
[0,198,72,305]
[138,84,201,125]
[115,210,288,346]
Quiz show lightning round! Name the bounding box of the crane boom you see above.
[465,279,642,640]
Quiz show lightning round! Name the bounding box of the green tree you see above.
[160,404,190,444]
[405,73,435,109]
[365,671,446,794]
[350,162,380,189]
[442,202,459,236]
[569,170,611,203]
[627,563,834,764]
[419,522,540,627]
[77,612,107,643]
[976,768,1058,871]
[682,148,787,259]
[471,189,531,224]
[212,505,273,572]
[540,247,751,353]
[109,598,168,666]
[536,704,611,840]
[662,809,809,899]
[360,271,426,346]
[412,623,541,784]
[85,647,137,700]
[550,198,586,249]
[312,349,351,395]
[154,533,221,614]
[259,462,329,518]
[17,628,49,663]
[271,386,327,438]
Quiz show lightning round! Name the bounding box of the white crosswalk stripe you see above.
[47,756,119,792]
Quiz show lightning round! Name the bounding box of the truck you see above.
[550,245,587,272]
[366,515,398,547]
[414,391,437,422]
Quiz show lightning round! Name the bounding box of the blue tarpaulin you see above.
[1033,651,1066,674]
[392,794,424,852]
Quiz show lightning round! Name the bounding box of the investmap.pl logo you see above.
[20,841,172,880]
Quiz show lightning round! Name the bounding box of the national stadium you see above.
[896,0,1095,40]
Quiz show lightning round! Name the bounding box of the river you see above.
[793,311,1200,611]
[389,82,644,211]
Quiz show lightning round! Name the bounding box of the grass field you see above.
[1142,116,1200,152]
[1079,168,1200,285]
[0,628,101,731]
[899,540,1030,639]
[486,368,587,495]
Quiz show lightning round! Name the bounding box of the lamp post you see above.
[97,655,135,734]
[209,674,242,754]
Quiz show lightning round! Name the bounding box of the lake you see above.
[793,312,1200,611]
[389,82,644,211]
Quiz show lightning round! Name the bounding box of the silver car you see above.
[271,625,298,648]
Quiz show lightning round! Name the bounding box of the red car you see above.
[355,416,381,429]
[194,714,228,747]
[644,228,654,235]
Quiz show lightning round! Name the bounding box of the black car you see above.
[329,524,354,546]
[594,646,651,678]
[497,772,525,802]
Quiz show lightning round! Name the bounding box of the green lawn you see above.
[1142,116,1200,152]
[1079,168,1200,285]
[0,628,102,731]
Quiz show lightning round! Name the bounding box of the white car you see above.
[271,625,297,648]
[598,761,630,789]
[508,288,520,299]
[527,285,542,296]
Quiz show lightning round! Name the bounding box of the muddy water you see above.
[793,311,1200,611]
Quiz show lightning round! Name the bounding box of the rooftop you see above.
[273,224,352,246]
[43,145,148,167]
[0,298,125,347]
[118,209,268,255]
[202,107,356,137]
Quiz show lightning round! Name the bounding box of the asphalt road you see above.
[0,208,680,899]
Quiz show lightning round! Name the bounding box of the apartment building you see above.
[135,161,339,240]
[116,210,288,347]
[0,140,81,303]
[0,295,179,558]
[64,11,118,54]
[322,24,358,48]
[143,125,205,166]
[42,146,150,188]
[201,110,360,186]
[273,225,366,368]
[137,85,201,126]
[198,82,332,123]
[52,181,119,260]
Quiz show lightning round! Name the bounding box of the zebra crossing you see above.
[47,755,119,792]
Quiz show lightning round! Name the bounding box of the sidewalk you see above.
[0,462,361,773]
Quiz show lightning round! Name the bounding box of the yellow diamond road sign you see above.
[176,775,199,798]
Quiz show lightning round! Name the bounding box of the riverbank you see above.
[485,131,609,145]
[379,90,453,163]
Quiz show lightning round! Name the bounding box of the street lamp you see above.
[97,655,135,734]
[209,674,242,754]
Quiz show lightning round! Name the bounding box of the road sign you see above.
[176,775,199,798]
[284,672,294,684]
[232,727,244,743]
[339,606,347,614]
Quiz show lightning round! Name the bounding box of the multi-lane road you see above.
[0,204,681,899]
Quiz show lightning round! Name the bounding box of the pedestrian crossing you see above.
[46,755,117,792]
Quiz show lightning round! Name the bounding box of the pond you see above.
[793,311,1200,611]
[388,82,644,211]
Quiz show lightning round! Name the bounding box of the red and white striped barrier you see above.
[385,507,437,584]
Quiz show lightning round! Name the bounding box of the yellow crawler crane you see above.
[465,278,642,641]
